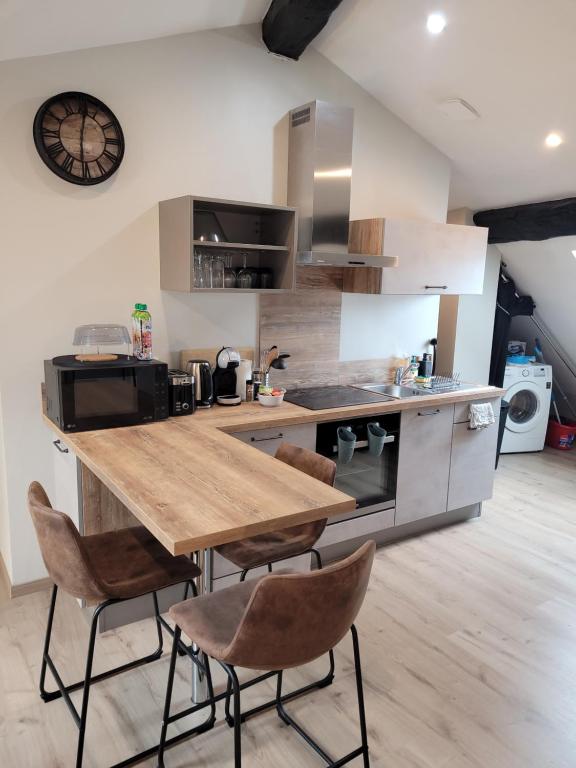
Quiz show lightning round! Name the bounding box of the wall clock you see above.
[33,91,125,185]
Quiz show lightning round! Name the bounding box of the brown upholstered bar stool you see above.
[216,443,336,580]
[215,442,338,722]
[28,481,214,768]
[158,540,375,768]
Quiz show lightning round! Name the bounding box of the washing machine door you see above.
[505,381,542,433]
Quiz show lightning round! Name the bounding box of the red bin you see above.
[546,419,576,450]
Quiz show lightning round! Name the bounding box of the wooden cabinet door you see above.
[380,219,487,295]
[395,404,454,526]
[448,418,499,512]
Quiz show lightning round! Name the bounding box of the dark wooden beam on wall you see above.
[474,196,576,244]
[262,0,345,60]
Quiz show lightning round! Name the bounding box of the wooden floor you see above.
[2,447,576,767]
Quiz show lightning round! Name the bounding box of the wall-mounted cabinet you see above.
[159,196,297,293]
[343,217,488,295]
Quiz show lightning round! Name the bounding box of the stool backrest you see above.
[275,444,336,542]
[28,482,107,601]
[275,443,336,487]
[224,540,375,670]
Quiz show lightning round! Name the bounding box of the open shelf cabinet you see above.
[159,196,297,292]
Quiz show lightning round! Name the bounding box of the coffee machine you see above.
[213,347,241,405]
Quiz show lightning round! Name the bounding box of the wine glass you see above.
[237,252,253,289]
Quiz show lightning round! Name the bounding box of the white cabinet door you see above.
[395,404,454,526]
[380,219,488,295]
[230,423,316,456]
[448,411,499,512]
[50,437,80,527]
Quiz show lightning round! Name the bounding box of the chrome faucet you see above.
[394,367,407,386]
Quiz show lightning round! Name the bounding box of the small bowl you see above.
[258,389,286,407]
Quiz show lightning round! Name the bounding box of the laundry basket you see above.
[545,419,576,450]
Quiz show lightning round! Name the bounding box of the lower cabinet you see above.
[50,433,80,526]
[447,401,500,511]
[395,404,454,526]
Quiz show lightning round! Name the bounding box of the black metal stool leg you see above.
[39,584,58,700]
[75,601,107,768]
[152,591,164,655]
[351,624,370,768]
[222,663,242,768]
[158,627,181,768]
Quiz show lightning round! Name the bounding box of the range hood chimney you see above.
[287,100,396,268]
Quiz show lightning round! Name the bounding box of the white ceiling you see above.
[0,0,269,62]
[2,0,576,212]
[316,0,576,211]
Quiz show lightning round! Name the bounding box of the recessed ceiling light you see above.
[427,12,447,34]
[571,250,576,258]
[545,132,563,148]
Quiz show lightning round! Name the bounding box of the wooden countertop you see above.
[44,385,503,556]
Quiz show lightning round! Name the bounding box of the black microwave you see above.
[44,356,169,432]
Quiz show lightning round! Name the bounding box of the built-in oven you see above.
[44,355,169,432]
[316,412,399,520]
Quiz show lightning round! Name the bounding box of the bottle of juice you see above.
[132,303,152,360]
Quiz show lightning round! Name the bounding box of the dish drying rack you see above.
[422,373,462,392]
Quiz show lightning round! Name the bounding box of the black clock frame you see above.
[33,91,125,186]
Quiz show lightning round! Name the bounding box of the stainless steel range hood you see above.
[287,100,396,268]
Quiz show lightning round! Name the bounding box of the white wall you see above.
[340,295,440,361]
[0,24,450,584]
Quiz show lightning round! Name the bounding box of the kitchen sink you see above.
[356,383,432,399]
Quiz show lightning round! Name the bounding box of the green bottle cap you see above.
[134,303,148,311]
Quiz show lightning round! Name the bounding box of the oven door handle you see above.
[330,435,395,452]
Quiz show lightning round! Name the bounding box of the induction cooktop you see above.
[283,385,396,411]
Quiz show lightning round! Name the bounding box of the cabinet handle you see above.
[417,409,441,417]
[251,433,284,443]
[53,439,69,454]
[424,285,448,290]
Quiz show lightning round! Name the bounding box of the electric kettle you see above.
[185,359,213,408]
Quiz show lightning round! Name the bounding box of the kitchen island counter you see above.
[43,384,503,557]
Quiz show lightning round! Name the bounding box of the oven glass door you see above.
[61,367,156,431]
[316,414,399,512]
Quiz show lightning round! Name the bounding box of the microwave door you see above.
[66,367,153,430]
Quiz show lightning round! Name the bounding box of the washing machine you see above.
[501,364,553,453]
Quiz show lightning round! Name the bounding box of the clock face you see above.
[33,92,125,185]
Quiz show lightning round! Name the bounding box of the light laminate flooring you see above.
[2,447,576,767]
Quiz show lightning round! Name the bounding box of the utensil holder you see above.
[337,426,356,464]
[367,422,387,457]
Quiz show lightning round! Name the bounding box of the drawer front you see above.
[316,508,395,549]
[453,397,500,424]
[231,423,316,456]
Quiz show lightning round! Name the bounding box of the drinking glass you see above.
[237,253,253,289]
[193,249,205,288]
[210,253,225,288]
[223,252,237,288]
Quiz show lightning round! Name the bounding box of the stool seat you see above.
[83,526,201,601]
[215,524,323,570]
[170,574,272,662]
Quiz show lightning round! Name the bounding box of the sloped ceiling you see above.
[500,237,576,416]
[315,0,576,211]
[0,0,270,61]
